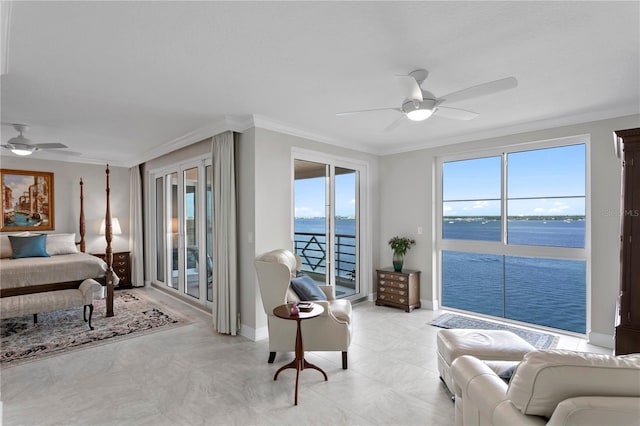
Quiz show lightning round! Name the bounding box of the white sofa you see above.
[451,349,640,426]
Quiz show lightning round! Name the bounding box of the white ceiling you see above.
[1,1,638,167]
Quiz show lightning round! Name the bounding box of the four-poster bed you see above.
[0,165,117,323]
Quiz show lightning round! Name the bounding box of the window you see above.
[438,140,588,333]
[149,157,213,308]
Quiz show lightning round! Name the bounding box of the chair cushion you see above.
[290,273,327,301]
[9,234,50,259]
[507,350,640,417]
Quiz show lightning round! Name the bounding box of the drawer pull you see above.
[379,295,386,300]
[399,277,406,281]
[380,274,386,278]
[399,298,406,303]
[399,284,406,289]
[380,280,386,284]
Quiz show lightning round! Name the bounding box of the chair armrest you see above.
[319,285,336,301]
[547,396,640,426]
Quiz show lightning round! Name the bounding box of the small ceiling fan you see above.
[1,123,69,156]
[336,69,518,131]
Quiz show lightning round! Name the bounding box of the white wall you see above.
[238,127,380,340]
[0,156,130,253]
[378,114,640,347]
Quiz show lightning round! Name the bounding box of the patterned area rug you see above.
[430,313,558,350]
[1,290,192,368]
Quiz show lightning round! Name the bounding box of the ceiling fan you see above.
[1,123,69,156]
[336,69,518,131]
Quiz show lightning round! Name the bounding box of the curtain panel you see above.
[212,131,238,335]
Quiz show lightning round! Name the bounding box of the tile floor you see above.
[1,287,611,426]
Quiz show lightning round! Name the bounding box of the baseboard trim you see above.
[588,331,614,349]
[421,298,439,311]
[239,324,268,342]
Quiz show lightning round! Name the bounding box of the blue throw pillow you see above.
[290,273,327,301]
[8,234,50,259]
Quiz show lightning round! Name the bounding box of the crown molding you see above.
[1,1,12,75]
[250,114,377,154]
[131,115,253,167]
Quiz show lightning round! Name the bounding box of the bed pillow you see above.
[8,234,50,259]
[46,233,79,255]
[290,273,327,301]
[0,232,32,258]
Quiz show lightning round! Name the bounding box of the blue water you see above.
[296,217,586,333]
[294,219,356,279]
[444,219,586,333]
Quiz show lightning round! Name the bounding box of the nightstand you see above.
[92,251,132,288]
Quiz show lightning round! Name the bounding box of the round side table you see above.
[273,303,328,405]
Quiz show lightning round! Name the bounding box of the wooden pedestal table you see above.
[273,303,328,405]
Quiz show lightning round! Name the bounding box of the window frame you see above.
[435,135,591,334]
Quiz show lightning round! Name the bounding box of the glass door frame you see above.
[147,154,213,309]
[291,148,371,302]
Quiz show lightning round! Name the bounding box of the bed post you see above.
[79,178,86,253]
[105,165,114,317]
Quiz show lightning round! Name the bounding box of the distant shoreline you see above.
[444,215,585,221]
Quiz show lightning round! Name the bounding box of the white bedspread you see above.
[0,253,116,290]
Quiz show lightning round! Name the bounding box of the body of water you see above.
[295,217,586,333]
[444,218,586,333]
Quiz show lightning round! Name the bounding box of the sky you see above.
[293,144,586,219]
[294,172,356,218]
[443,144,586,216]
[3,174,36,205]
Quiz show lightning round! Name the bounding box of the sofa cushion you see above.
[507,350,640,417]
[8,234,50,259]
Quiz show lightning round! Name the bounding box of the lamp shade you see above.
[99,217,122,235]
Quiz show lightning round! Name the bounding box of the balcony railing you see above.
[293,231,356,284]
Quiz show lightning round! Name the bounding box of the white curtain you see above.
[129,165,144,287]
[212,131,238,335]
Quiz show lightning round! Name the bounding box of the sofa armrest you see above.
[547,396,640,426]
[452,355,545,426]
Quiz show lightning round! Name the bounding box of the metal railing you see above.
[293,231,356,282]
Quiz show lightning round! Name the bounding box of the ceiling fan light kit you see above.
[1,123,68,156]
[337,68,517,130]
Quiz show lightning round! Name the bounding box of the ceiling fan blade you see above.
[396,71,426,102]
[46,149,82,156]
[439,77,518,104]
[435,106,479,121]
[336,107,400,116]
[33,143,68,149]
[383,115,407,132]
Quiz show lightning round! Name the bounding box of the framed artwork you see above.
[1,169,55,232]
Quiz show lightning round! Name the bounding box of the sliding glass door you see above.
[150,158,213,307]
[293,156,362,299]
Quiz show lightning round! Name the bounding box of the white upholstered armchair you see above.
[254,249,353,369]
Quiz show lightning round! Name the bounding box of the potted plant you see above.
[388,236,416,272]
